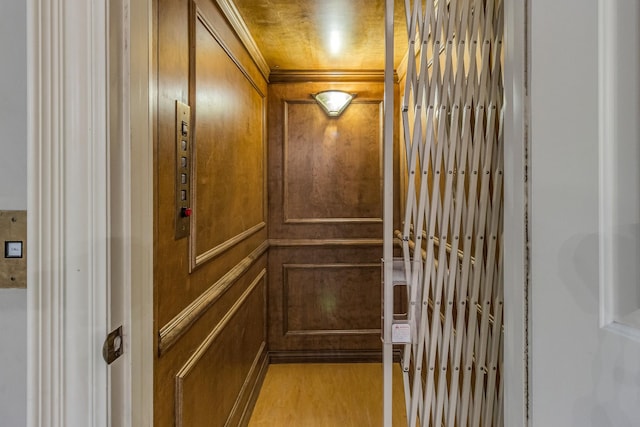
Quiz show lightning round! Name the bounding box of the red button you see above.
[181,207,192,217]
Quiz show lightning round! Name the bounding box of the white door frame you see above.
[126,0,155,425]
[503,0,530,425]
[27,0,153,426]
[109,0,155,425]
[27,0,527,425]
[27,0,109,425]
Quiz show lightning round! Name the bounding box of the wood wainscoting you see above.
[154,1,400,425]
[268,240,384,362]
[267,79,399,362]
[154,0,268,426]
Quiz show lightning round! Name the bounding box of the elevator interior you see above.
[152,1,503,425]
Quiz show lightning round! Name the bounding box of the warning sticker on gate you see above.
[391,323,411,343]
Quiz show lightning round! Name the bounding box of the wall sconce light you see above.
[312,90,355,117]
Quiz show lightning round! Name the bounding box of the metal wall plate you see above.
[0,210,27,288]
[103,325,124,365]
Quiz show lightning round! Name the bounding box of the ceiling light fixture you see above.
[329,30,342,55]
[312,90,355,117]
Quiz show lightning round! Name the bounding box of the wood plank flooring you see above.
[248,363,408,426]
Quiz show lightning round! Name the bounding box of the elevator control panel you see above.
[175,101,192,240]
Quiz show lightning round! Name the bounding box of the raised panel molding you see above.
[213,0,270,80]
[159,241,268,355]
[190,8,267,270]
[270,70,387,83]
[174,269,267,427]
[193,222,266,268]
[269,238,383,247]
[283,100,383,224]
[268,350,387,364]
[282,263,382,337]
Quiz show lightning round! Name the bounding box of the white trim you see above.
[108,0,130,422]
[382,1,395,426]
[503,0,530,426]
[597,0,640,342]
[598,0,614,332]
[28,0,153,425]
[128,0,155,424]
[107,0,154,425]
[28,0,110,426]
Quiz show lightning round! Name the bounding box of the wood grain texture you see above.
[269,238,382,247]
[175,271,267,427]
[283,263,381,334]
[213,0,270,80]
[283,100,382,224]
[268,350,388,364]
[154,255,268,427]
[269,81,392,240]
[232,0,409,71]
[269,70,386,83]
[248,363,409,427]
[155,0,268,327]
[154,2,406,425]
[268,246,383,354]
[192,10,266,267]
[266,80,399,360]
[158,241,268,355]
[154,1,269,426]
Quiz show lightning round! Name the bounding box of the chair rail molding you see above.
[27,0,110,426]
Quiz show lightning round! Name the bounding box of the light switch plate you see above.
[0,210,27,288]
[5,241,23,258]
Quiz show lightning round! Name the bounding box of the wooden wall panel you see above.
[155,0,267,330]
[154,257,268,427]
[283,263,381,334]
[269,81,387,239]
[283,101,382,224]
[175,271,267,427]
[156,0,191,327]
[154,0,268,426]
[268,245,382,357]
[192,12,265,267]
[267,80,398,361]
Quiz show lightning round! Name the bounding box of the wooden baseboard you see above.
[237,345,270,427]
[268,349,404,365]
[268,350,386,364]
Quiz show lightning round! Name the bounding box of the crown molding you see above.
[270,69,398,83]
[216,0,271,81]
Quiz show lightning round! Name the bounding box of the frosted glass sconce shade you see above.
[312,90,355,117]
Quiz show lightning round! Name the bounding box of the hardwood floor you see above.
[248,363,408,426]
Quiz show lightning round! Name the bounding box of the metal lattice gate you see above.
[382,0,504,425]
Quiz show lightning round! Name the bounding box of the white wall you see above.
[0,1,28,426]
[530,1,640,425]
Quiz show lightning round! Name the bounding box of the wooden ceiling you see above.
[231,0,408,73]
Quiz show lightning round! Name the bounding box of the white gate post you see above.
[382,0,395,426]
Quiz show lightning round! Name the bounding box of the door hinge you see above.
[103,325,124,365]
